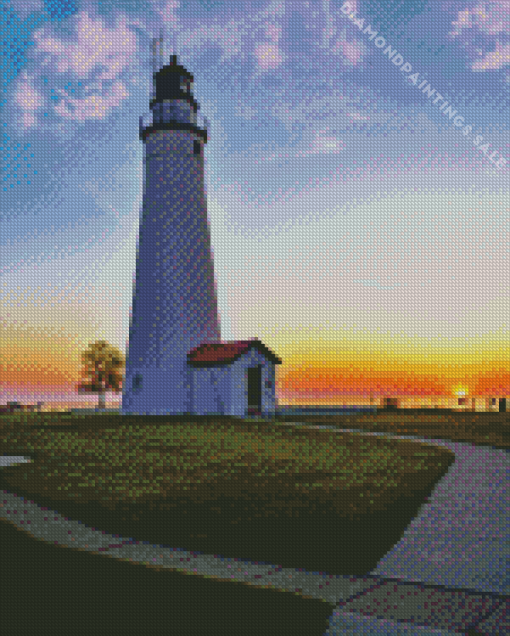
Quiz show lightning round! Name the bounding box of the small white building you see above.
[187,338,282,419]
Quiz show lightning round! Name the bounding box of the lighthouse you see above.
[122,44,282,419]
[122,50,221,415]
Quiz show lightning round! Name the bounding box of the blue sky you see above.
[1,0,509,405]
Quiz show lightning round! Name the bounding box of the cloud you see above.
[296,129,345,156]
[152,0,180,28]
[234,103,258,120]
[7,8,144,134]
[347,112,369,121]
[53,80,129,121]
[329,25,366,65]
[319,0,336,50]
[253,42,285,71]
[270,91,384,134]
[449,0,510,38]
[449,1,510,74]
[472,40,510,71]
[264,22,282,43]
[178,21,244,64]
[32,10,138,80]
[175,1,286,73]
[12,70,45,131]
[304,1,367,66]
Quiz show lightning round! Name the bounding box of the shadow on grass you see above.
[0,516,335,636]
[0,456,455,577]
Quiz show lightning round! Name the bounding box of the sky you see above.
[0,0,509,407]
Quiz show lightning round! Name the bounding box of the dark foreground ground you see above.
[1,409,506,635]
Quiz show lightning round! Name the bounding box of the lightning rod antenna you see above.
[159,28,164,69]
[151,36,158,74]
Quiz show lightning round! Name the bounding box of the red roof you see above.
[187,338,282,367]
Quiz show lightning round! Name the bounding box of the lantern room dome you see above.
[153,54,194,102]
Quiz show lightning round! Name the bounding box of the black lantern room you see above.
[141,54,207,143]
[151,54,196,110]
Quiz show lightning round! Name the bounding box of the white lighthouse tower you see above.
[122,48,221,415]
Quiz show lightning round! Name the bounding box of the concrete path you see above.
[1,423,508,634]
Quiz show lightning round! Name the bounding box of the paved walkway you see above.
[1,424,508,635]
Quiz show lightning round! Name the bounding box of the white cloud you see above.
[472,41,510,71]
[270,91,385,133]
[53,80,129,121]
[449,1,510,75]
[264,22,282,43]
[152,0,180,28]
[32,10,138,79]
[450,1,510,38]
[12,70,45,132]
[296,130,345,155]
[8,8,142,133]
[253,42,285,71]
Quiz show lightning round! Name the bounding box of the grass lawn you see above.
[0,409,484,635]
[277,408,509,451]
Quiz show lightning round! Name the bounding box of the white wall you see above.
[191,347,278,419]
[191,364,231,416]
[122,126,221,417]
[122,360,193,415]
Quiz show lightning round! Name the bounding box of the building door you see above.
[500,398,507,412]
[247,366,262,415]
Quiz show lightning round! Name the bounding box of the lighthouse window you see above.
[194,140,201,155]
[133,374,142,392]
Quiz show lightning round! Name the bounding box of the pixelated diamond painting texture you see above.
[0,1,509,635]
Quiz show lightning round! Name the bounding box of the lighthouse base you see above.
[122,361,193,416]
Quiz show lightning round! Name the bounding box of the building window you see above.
[194,140,201,155]
[133,374,142,392]
[458,397,466,405]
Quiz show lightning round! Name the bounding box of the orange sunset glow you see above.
[2,322,508,410]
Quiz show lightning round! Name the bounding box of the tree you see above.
[76,340,125,410]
